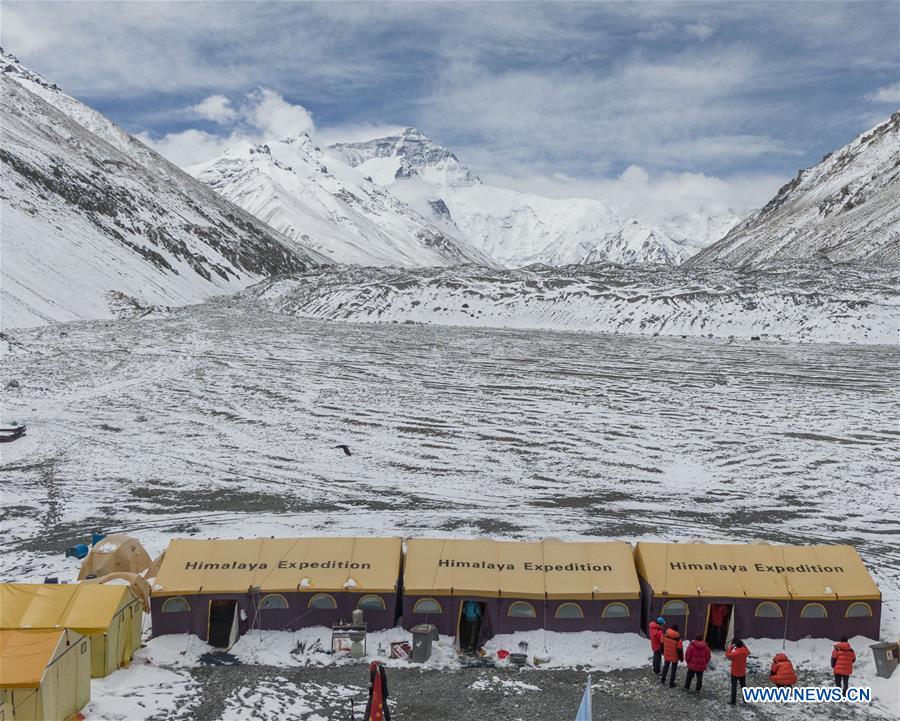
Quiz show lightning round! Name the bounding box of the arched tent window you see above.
[413,598,442,614]
[661,600,689,616]
[800,603,827,619]
[508,601,536,618]
[308,593,337,610]
[845,602,872,618]
[161,597,190,613]
[601,603,630,618]
[555,603,584,619]
[260,594,288,610]
[754,602,783,618]
[357,595,385,611]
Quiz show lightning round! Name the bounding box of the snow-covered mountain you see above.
[189,133,494,268]
[0,49,325,329]
[329,128,740,267]
[690,113,900,267]
[242,263,899,345]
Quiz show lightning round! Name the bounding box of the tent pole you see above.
[782,593,791,651]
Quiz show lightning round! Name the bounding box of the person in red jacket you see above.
[725,638,750,705]
[649,616,666,674]
[769,652,798,687]
[832,637,856,694]
[659,625,684,688]
[683,635,711,693]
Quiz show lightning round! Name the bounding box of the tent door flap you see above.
[208,600,239,649]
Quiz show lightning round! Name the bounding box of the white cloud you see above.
[685,22,715,41]
[865,82,900,104]
[0,5,57,53]
[246,88,315,139]
[419,47,795,174]
[136,129,248,168]
[191,94,236,123]
[480,165,786,222]
[141,88,315,167]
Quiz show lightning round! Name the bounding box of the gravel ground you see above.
[175,658,876,721]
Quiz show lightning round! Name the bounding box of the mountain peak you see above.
[279,130,318,149]
[329,128,480,187]
[1,46,59,93]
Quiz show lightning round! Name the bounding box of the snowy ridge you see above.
[330,128,741,267]
[1,51,326,329]
[243,263,900,344]
[190,132,494,268]
[1,47,162,170]
[691,112,900,266]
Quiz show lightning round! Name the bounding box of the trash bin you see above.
[411,624,435,663]
[869,642,899,678]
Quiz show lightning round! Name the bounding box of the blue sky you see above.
[2,1,898,213]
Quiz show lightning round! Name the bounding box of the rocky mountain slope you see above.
[690,112,900,266]
[0,49,325,329]
[190,133,494,268]
[329,128,740,267]
[241,263,899,345]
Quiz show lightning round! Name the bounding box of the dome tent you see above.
[77,533,152,580]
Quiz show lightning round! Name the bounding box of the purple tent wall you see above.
[642,592,881,642]
[151,589,398,640]
[401,594,641,640]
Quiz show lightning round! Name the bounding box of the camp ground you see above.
[149,537,403,646]
[634,542,882,645]
[0,629,91,721]
[402,539,641,648]
[0,583,144,678]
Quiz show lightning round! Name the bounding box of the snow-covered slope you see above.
[690,113,900,267]
[242,263,899,345]
[330,128,741,267]
[0,49,325,329]
[190,133,494,268]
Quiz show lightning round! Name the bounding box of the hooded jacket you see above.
[685,640,711,672]
[726,643,750,676]
[770,653,797,686]
[649,620,664,651]
[832,642,856,676]
[662,628,683,663]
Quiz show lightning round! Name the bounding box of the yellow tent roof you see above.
[404,538,640,600]
[634,542,881,601]
[0,629,66,689]
[0,583,136,634]
[152,537,403,596]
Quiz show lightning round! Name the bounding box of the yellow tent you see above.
[633,542,881,600]
[77,534,152,580]
[404,538,640,600]
[152,536,402,596]
[0,629,90,721]
[0,584,143,678]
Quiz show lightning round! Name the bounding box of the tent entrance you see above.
[208,600,239,649]
[457,601,487,653]
[704,603,732,650]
